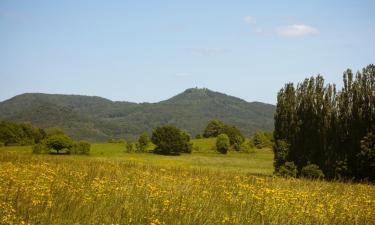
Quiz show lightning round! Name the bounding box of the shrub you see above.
[125,141,136,153]
[278,161,297,177]
[239,140,255,153]
[0,142,4,147]
[222,125,244,151]
[301,164,325,179]
[216,134,230,154]
[137,132,150,152]
[251,131,273,149]
[151,125,192,155]
[32,143,50,154]
[71,141,91,155]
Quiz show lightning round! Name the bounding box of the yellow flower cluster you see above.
[0,153,374,225]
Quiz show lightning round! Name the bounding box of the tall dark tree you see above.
[274,64,375,180]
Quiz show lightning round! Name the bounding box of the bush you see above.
[216,134,230,154]
[151,125,192,155]
[125,141,136,153]
[222,125,244,151]
[252,131,273,149]
[278,161,297,177]
[71,141,91,155]
[239,140,255,153]
[0,142,4,147]
[137,132,150,152]
[45,134,74,154]
[301,164,325,179]
[32,143,50,154]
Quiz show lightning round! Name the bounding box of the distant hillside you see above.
[0,88,275,141]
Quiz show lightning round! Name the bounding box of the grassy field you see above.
[0,142,374,225]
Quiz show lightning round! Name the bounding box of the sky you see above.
[1,0,374,104]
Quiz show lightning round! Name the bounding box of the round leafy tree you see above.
[45,134,73,154]
[151,125,192,155]
[216,134,230,154]
[203,120,225,138]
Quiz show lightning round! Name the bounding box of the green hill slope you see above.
[0,88,275,141]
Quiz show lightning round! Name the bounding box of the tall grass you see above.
[1,152,374,225]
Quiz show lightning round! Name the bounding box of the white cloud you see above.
[243,16,256,24]
[276,24,319,37]
[191,48,228,56]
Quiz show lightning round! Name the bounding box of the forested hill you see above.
[0,88,275,141]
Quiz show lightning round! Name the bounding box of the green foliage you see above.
[202,120,245,151]
[137,132,150,152]
[71,141,91,155]
[203,120,225,138]
[222,125,245,151]
[0,121,46,146]
[357,132,375,180]
[125,141,136,153]
[216,134,230,154]
[239,139,255,153]
[46,128,66,137]
[0,89,275,141]
[151,125,192,155]
[274,64,375,180]
[301,164,325,179]
[32,143,50,154]
[252,131,273,149]
[45,134,74,154]
[277,162,297,178]
[0,142,4,147]
[273,140,289,172]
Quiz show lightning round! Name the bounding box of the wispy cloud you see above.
[276,24,319,37]
[191,48,229,56]
[175,72,191,77]
[243,16,256,25]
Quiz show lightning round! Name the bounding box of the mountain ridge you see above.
[0,88,275,141]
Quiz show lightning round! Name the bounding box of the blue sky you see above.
[1,0,374,104]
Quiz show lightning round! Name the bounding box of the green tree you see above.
[222,125,244,151]
[252,131,272,149]
[203,120,225,138]
[216,134,230,154]
[357,132,375,180]
[45,134,73,154]
[151,125,192,155]
[274,64,375,180]
[137,132,150,152]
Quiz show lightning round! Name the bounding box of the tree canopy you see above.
[274,64,375,180]
[151,125,192,155]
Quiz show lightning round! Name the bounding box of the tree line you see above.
[274,64,375,180]
[0,121,46,146]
